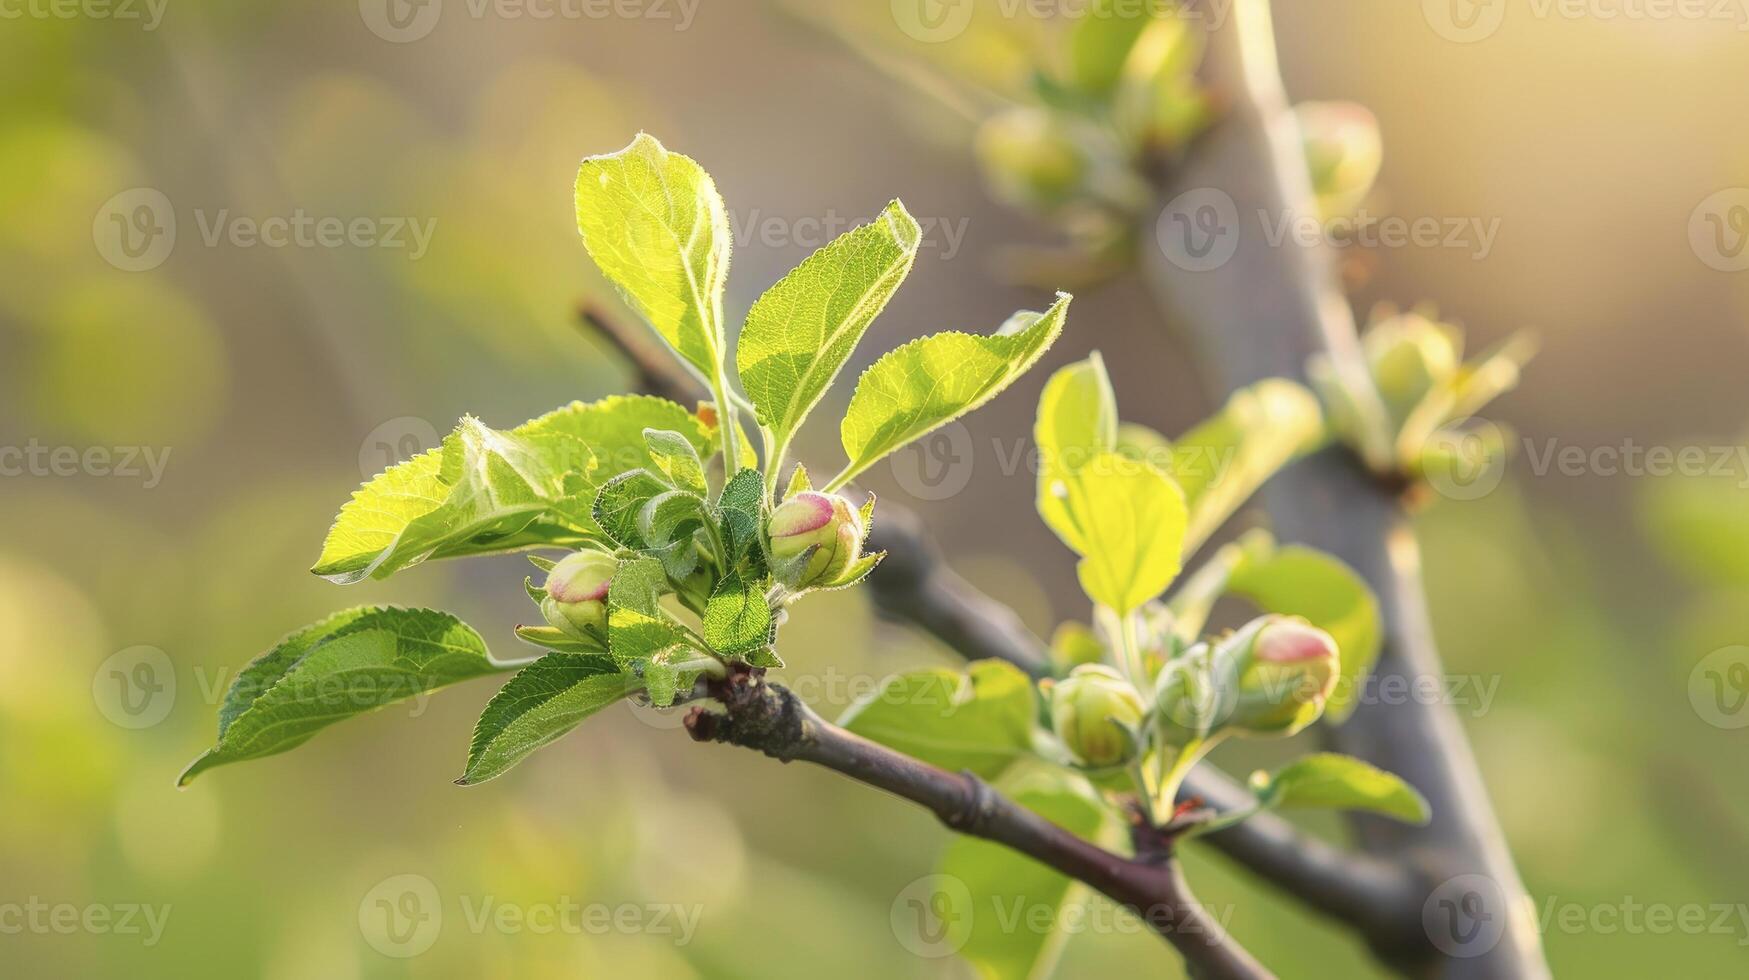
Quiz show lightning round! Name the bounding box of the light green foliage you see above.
[1170,379,1323,554]
[1034,354,1119,552]
[739,200,922,465]
[703,572,774,655]
[838,660,1037,779]
[936,776,1116,979]
[1065,0,1153,96]
[644,427,708,495]
[459,654,634,785]
[313,396,708,583]
[180,608,510,785]
[574,133,730,381]
[1056,451,1187,615]
[835,293,1072,489]
[1250,753,1430,825]
[1228,545,1381,723]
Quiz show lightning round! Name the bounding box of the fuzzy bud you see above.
[1363,313,1461,425]
[1049,664,1145,769]
[1225,617,1340,737]
[540,550,616,638]
[767,491,864,589]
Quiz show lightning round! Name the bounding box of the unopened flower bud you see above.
[1363,313,1461,424]
[767,491,864,588]
[541,550,616,638]
[1226,617,1340,737]
[1049,664,1145,769]
[1297,101,1382,220]
[1154,650,1222,747]
[976,108,1087,210]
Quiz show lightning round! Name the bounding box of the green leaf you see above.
[1052,452,1187,614]
[459,654,635,785]
[638,489,709,578]
[739,200,922,458]
[837,660,1036,779]
[702,572,774,656]
[715,468,767,574]
[1250,753,1430,825]
[1035,354,1118,552]
[644,428,707,495]
[312,396,709,583]
[1172,378,1323,556]
[593,470,670,549]
[833,293,1072,489]
[1066,0,1153,96]
[937,775,1116,980]
[575,133,731,380]
[1228,545,1381,723]
[783,462,813,499]
[180,608,509,786]
[605,555,688,665]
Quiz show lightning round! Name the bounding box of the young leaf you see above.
[1054,452,1187,614]
[1171,378,1323,556]
[574,133,731,380]
[715,468,767,574]
[936,775,1116,979]
[1228,545,1381,723]
[180,608,510,786]
[702,572,774,656]
[593,470,671,548]
[312,396,709,583]
[738,200,922,460]
[644,428,708,495]
[605,555,688,665]
[783,462,813,499]
[1035,354,1119,552]
[832,293,1072,489]
[837,660,1036,779]
[1250,753,1431,825]
[1066,0,1153,96]
[459,654,635,785]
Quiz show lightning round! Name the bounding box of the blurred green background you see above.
[3,1,1748,976]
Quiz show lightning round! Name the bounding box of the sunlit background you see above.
[3,1,1748,976]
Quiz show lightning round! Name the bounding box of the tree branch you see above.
[1143,1,1550,975]
[583,299,1426,953]
[685,665,1272,980]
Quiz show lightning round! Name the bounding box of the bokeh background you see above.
[4,0,1748,976]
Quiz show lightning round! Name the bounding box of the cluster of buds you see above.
[540,550,615,640]
[1042,615,1340,777]
[766,491,868,590]
[1311,306,1535,482]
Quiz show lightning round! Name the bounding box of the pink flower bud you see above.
[768,491,864,588]
[541,550,615,637]
[1229,617,1340,737]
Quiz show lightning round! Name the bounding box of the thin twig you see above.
[686,666,1273,980]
